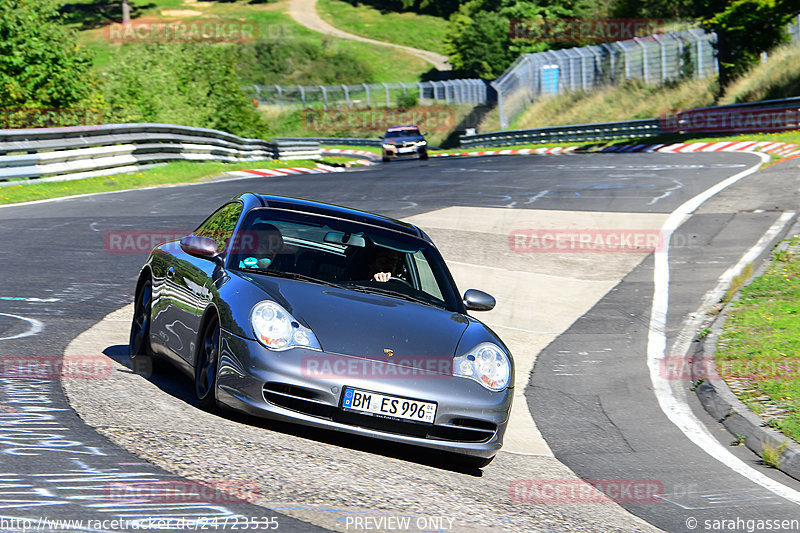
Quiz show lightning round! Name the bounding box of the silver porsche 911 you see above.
[129,193,513,467]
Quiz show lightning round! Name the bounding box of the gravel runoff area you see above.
[62,306,659,533]
[62,206,664,532]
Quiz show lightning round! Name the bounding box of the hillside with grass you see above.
[69,0,434,83]
[485,43,800,133]
[316,0,448,55]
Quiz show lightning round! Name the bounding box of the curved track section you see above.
[1,153,799,531]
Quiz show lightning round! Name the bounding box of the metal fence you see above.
[249,80,489,109]
[492,29,719,130]
[0,123,320,183]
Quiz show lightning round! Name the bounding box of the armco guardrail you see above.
[276,137,382,147]
[0,123,320,183]
[461,97,800,147]
[460,118,661,147]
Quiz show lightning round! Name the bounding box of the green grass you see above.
[0,160,320,205]
[720,44,800,104]
[263,104,476,147]
[715,236,800,443]
[71,0,432,82]
[316,0,448,55]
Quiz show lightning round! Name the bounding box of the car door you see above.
[161,201,243,363]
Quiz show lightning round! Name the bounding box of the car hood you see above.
[385,135,425,144]
[248,276,469,360]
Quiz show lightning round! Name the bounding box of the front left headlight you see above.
[453,343,511,391]
[251,301,321,351]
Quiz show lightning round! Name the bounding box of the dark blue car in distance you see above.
[129,194,513,468]
[380,125,429,162]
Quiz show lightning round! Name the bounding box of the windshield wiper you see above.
[345,283,441,307]
[238,268,342,288]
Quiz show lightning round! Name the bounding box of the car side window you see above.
[412,250,444,301]
[194,202,243,253]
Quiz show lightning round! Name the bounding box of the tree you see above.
[698,0,800,88]
[444,0,604,79]
[0,0,94,109]
[612,0,800,90]
[445,7,514,78]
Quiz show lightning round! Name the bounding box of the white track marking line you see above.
[647,151,800,505]
[0,312,44,341]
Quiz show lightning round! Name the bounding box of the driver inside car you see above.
[238,223,284,270]
[368,247,403,282]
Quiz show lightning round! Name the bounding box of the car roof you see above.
[385,125,420,132]
[243,194,430,241]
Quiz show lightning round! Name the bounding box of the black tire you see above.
[195,314,220,410]
[419,149,429,161]
[382,156,391,162]
[129,279,154,374]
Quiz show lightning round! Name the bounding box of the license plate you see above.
[341,387,436,424]
[397,147,415,153]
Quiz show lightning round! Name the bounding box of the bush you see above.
[236,36,375,86]
[0,0,95,111]
[101,43,271,138]
[397,91,419,108]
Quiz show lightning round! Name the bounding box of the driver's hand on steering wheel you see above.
[373,271,391,282]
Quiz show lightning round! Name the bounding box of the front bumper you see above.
[382,145,427,159]
[216,331,511,458]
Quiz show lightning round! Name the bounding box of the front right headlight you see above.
[453,342,511,391]
[251,301,321,351]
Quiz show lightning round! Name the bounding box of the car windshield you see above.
[385,129,421,138]
[230,208,462,311]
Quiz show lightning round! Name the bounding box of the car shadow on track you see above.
[103,344,484,477]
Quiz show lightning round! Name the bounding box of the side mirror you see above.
[422,131,428,136]
[180,235,219,260]
[463,289,495,311]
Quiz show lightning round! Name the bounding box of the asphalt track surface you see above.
[1,152,800,532]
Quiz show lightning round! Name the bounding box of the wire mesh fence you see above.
[492,29,719,129]
[248,80,489,109]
